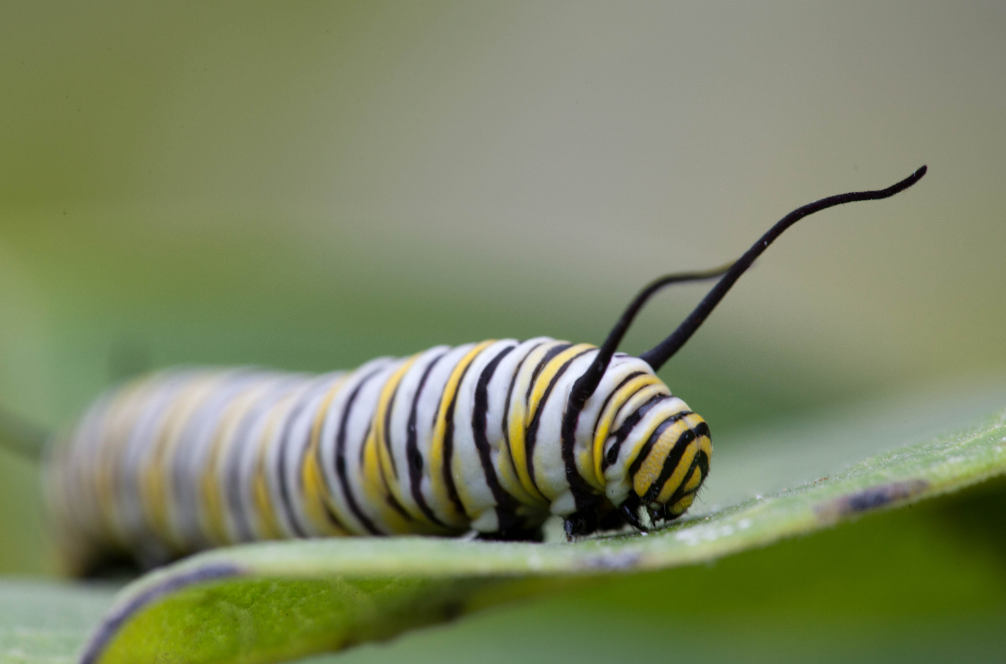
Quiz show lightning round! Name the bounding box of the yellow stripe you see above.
[142,375,219,550]
[251,397,292,540]
[510,343,593,501]
[654,441,699,503]
[590,374,663,489]
[620,403,687,484]
[670,493,696,515]
[201,426,235,544]
[373,355,421,516]
[200,384,267,545]
[491,432,540,513]
[358,425,403,533]
[488,346,546,512]
[94,380,153,546]
[632,417,691,498]
[358,358,437,534]
[429,341,496,525]
[505,344,550,504]
[301,375,351,536]
[679,439,710,494]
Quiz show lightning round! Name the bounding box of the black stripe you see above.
[655,448,707,511]
[644,422,710,504]
[440,351,483,521]
[311,380,363,534]
[501,343,543,456]
[335,370,384,535]
[348,416,410,522]
[601,394,677,471]
[407,352,449,528]
[276,397,310,538]
[664,447,710,509]
[560,352,620,511]
[600,386,668,470]
[524,348,594,493]
[627,410,696,478]
[303,381,352,534]
[225,389,275,542]
[370,400,413,525]
[321,501,350,532]
[500,341,545,501]
[471,345,522,531]
[382,370,403,480]
[526,343,572,401]
[173,376,249,541]
[384,482,413,522]
[589,371,645,444]
[376,371,414,522]
[642,429,694,502]
[695,444,710,482]
[358,420,371,466]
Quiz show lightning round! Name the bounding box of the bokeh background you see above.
[1,2,1004,662]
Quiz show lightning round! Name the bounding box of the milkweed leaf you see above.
[75,399,1006,664]
[3,387,1005,664]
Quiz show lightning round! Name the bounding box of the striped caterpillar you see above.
[21,168,926,572]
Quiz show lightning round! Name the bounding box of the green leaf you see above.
[0,580,117,664]
[75,392,1006,664]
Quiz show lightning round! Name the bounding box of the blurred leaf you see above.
[0,450,50,576]
[0,580,117,664]
[75,404,1006,664]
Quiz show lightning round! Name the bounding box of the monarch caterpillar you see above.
[4,167,927,573]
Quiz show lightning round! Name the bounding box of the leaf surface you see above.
[74,391,1006,664]
[5,382,1003,664]
[0,580,117,664]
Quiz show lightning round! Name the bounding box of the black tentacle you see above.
[640,166,927,370]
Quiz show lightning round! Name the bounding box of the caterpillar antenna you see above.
[639,165,928,371]
[567,261,734,409]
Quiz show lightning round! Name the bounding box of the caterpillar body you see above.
[46,339,707,568]
[28,166,926,572]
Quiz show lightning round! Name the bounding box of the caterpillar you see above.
[5,167,926,573]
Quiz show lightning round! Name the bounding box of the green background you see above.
[0,2,1004,661]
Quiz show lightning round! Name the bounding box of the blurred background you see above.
[0,1,1004,661]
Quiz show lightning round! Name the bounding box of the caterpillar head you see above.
[580,355,712,531]
[607,394,711,530]
[568,166,926,533]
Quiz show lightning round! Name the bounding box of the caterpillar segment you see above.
[32,166,924,572]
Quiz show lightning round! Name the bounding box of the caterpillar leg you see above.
[563,510,598,539]
[595,506,628,532]
[562,499,629,539]
[618,495,648,532]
